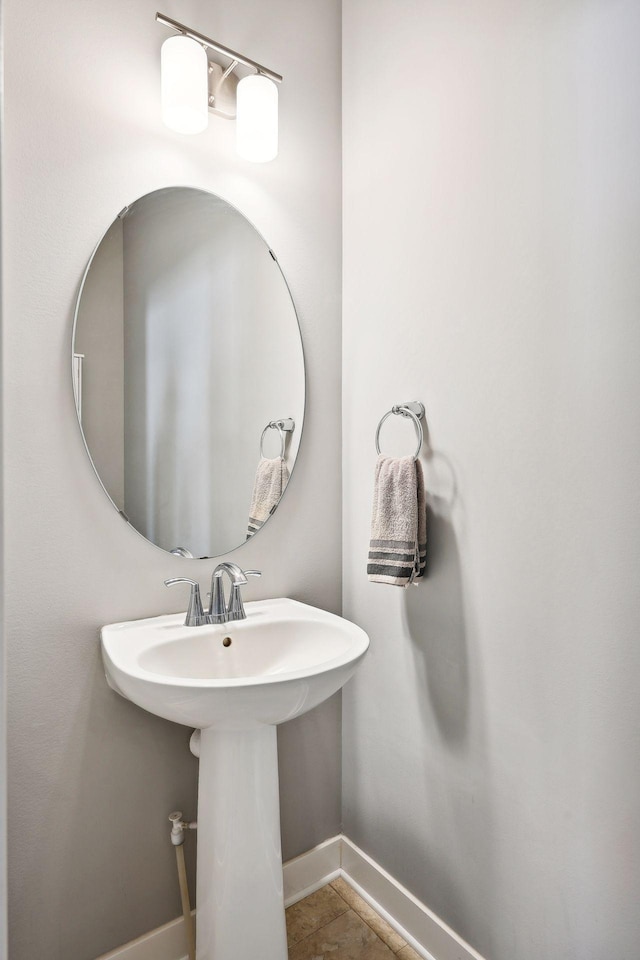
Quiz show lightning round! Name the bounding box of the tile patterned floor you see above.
[285,877,422,960]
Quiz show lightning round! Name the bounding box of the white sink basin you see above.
[101,597,369,729]
[101,597,369,960]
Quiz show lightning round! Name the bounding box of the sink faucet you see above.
[208,563,261,624]
[164,566,261,627]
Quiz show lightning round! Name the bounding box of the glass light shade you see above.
[236,74,278,162]
[161,35,209,135]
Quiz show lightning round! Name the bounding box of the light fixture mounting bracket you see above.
[208,60,238,119]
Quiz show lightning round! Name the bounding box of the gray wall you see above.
[3,1,341,958]
[342,2,640,959]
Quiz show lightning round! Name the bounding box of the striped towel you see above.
[247,456,290,538]
[367,455,426,586]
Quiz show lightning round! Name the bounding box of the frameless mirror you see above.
[72,187,304,558]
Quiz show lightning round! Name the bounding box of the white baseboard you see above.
[340,837,485,960]
[95,912,191,960]
[95,835,485,960]
[283,834,342,906]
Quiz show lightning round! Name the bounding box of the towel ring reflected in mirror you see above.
[260,418,296,460]
[375,402,425,461]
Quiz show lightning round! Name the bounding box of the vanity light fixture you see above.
[156,12,282,162]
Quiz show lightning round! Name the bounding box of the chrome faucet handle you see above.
[164,578,207,627]
[228,570,261,622]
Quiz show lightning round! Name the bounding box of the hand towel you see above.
[367,455,426,585]
[247,457,290,538]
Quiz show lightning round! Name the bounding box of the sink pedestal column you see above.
[196,725,287,960]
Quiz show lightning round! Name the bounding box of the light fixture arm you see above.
[156,12,283,84]
[220,60,239,85]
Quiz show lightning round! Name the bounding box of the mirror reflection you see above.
[73,187,304,557]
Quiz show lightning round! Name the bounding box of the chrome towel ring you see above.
[375,401,425,461]
[260,418,295,459]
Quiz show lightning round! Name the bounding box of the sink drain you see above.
[222,637,232,647]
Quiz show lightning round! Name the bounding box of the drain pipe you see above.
[169,811,197,960]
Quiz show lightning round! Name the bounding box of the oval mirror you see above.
[72,187,304,558]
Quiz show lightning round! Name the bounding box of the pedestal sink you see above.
[101,598,369,960]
